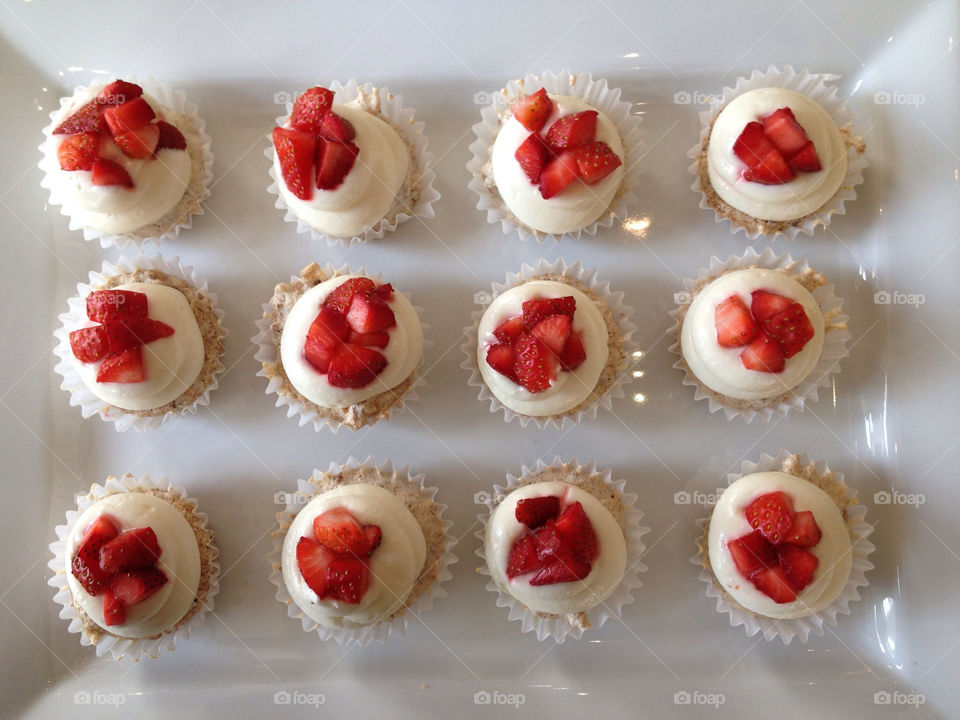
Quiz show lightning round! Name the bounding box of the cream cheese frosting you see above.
[708,471,852,619]
[707,87,847,222]
[279,274,422,407]
[281,484,426,629]
[477,280,608,417]
[65,492,200,638]
[680,269,824,400]
[491,94,625,234]
[485,481,626,615]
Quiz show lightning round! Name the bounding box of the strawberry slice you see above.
[513,332,557,393]
[733,121,793,184]
[545,110,598,151]
[372,283,394,303]
[110,567,168,606]
[529,551,591,586]
[102,589,126,626]
[318,112,355,143]
[514,132,552,184]
[554,501,598,564]
[91,158,134,188]
[155,120,187,151]
[70,326,110,363]
[99,527,162,574]
[348,331,390,348]
[346,293,396,333]
[364,525,382,555]
[571,141,622,185]
[538,150,580,199]
[761,107,809,156]
[272,127,315,201]
[327,344,387,388]
[510,88,553,133]
[86,289,148,323]
[114,122,160,159]
[493,316,525,344]
[70,515,119,596]
[315,139,359,191]
[99,321,140,354]
[783,510,821,547]
[739,334,785,374]
[521,296,576,329]
[127,317,175,345]
[96,80,143,106]
[727,530,777,576]
[289,87,335,135]
[57,131,99,171]
[531,314,571,356]
[324,277,376,315]
[786,140,821,172]
[559,331,586,371]
[762,302,814,358]
[53,100,105,135]
[750,565,796,603]
[96,346,145,383]
[296,537,332,597]
[324,554,369,603]
[750,290,794,325]
[506,534,543,578]
[777,545,819,592]
[304,334,338,374]
[515,496,561,530]
[745,491,794,545]
[485,343,516,380]
[304,307,349,373]
[313,507,371,556]
[103,98,156,135]
[714,294,758,348]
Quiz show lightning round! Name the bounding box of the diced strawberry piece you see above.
[91,157,134,188]
[554,501,598,564]
[102,589,126,626]
[70,515,119,596]
[110,567,167,605]
[544,110,598,151]
[762,302,815,358]
[510,87,553,133]
[289,87,335,135]
[296,537,332,597]
[127,317,175,345]
[349,331,390,348]
[114,122,160,158]
[53,100,105,135]
[493,316,525,343]
[70,326,109,363]
[303,307,348,373]
[786,140,822,172]
[326,344,387,388]
[743,158,794,184]
[372,283,394,303]
[100,320,139,354]
[734,121,793,184]
[363,525,382,556]
[96,80,143,106]
[739,334,785,374]
[318,112,355,143]
[99,527,162,574]
[155,120,187,151]
[750,565,797,603]
[532,522,562,562]
[538,150,580,199]
[714,294,758,348]
[304,334,338,374]
[570,141,622,185]
[324,554,369,604]
[783,510,822,547]
[745,491,794,544]
[531,314,571,356]
[315,139,359,191]
[529,552,591,586]
[521,296,576,330]
[272,127,315,201]
[515,496,561,530]
[750,290,794,325]
[57,131,99,171]
[309,305,351,342]
[86,289,148,323]
[485,343,516,381]
[312,507,370,556]
[324,278,376,315]
[727,530,777,576]
[346,293,396,333]
[761,107,809,156]
[513,332,557,393]
[777,545,819,593]
[514,132,552,184]
[506,534,543,578]
[96,346,145,383]
[103,98,156,135]
[559,331,586,371]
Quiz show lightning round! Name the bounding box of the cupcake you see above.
[269,459,455,644]
[254,263,424,432]
[689,66,866,238]
[478,459,647,642]
[39,77,213,248]
[267,81,439,246]
[48,474,220,659]
[467,70,643,241]
[694,452,874,643]
[53,255,225,432]
[463,259,632,428]
[670,247,849,422]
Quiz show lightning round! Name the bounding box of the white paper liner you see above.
[265,80,440,247]
[687,65,868,240]
[267,457,457,646]
[474,457,649,642]
[47,473,221,661]
[252,264,429,433]
[52,253,227,432]
[690,450,875,644]
[667,246,850,423]
[38,76,215,250]
[460,258,636,428]
[467,69,645,243]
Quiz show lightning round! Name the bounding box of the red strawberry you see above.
[53,100,105,135]
[272,127,315,201]
[714,294,758,348]
[102,589,126,626]
[733,121,793,184]
[559,331,586,371]
[372,283,394,303]
[96,80,143,106]
[739,334,785,373]
[538,150,580,199]
[786,140,821,172]
[304,334,338,374]
[101,320,140,354]
[324,554,369,603]
[532,522,562,562]
[750,290,795,324]
[783,510,821,547]
[348,331,390,348]
[554,501,598,564]
[521,296,576,330]
[86,290,148,323]
[514,132,552,184]
[778,545,819,592]
[745,491,794,544]
[346,293,396,333]
[544,110,598,151]
[761,107,809,156]
[324,277,376,315]
[127,317,175,345]
[506,534,543,578]
[315,139,359,190]
[485,343,516,381]
[96,346,145,383]
[570,141,622,185]
[309,305,351,342]
[91,158,134,188]
[103,98,156,135]
[363,525,382,555]
[318,112,355,143]
[513,332,557,393]
[289,87,335,135]
[750,565,797,603]
[155,120,187,151]
[70,326,109,363]
[510,87,553,133]
[531,314,571,356]
[110,567,168,606]
[312,507,370,556]
[304,307,350,373]
[727,530,776,576]
[515,496,561,529]
[114,122,160,158]
[70,515,119,596]
[327,344,387,388]
[296,537,332,597]
[493,316,525,343]
[98,527,162,574]
[529,553,591,586]
[762,302,814,358]
[57,131,99,171]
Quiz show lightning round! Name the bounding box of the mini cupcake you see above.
[53,255,225,432]
[269,458,455,645]
[39,77,213,249]
[254,263,424,432]
[693,451,874,643]
[267,81,439,246]
[467,70,643,241]
[463,259,633,428]
[477,458,648,642]
[48,474,220,660]
[669,247,849,422]
[689,66,867,239]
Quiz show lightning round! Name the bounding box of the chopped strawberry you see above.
[529,553,591,586]
[372,283,394,303]
[532,522,562,562]
[315,139,359,191]
[783,510,821,547]
[98,321,140,354]
[750,565,796,603]
[733,121,793,184]
[493,316,525,343]
[103,98,156,135]
[98,527,162,574]
[750,291,794,325]
[53,100,105,135]
[309,305,351,342]
[485,343,516,381]
[363,525,382,555]
[318,112,355,143]
[761,107,809,156]
[538,150,580,199]
[515,496,561,530]
[554,501,598,564]
[345,293,396,334]
[786,140,821,172]
[521,296,576,329]
[510,88,553,133]
[86,290,148,323]
[304,334,338,374]
[96,80,142,106]
[739,334,785,373]
[304,307,349,373]
[313,507,370,556]
[714,294,758,348]
[324,278,376,315]
[506,534,543,578]
[348,331,390,348]
[70,515,119,596]
[109,567,167,605]
[544,110,598,151]
[324,554,369,603]
[91,158,134,188]
[727,530,777,576]
[571,141,622,184]
[155,120,187,151]
[96,346,145,383]
[102,589,126,626]
[327,343,387,388]
[57,131,99,171]
[70,326,110,363]
[761,302,814,358]
[745,491,794,544]
[296,537,332,597]
[289,86,335,135]
[127,317,175,345]
[531,314,572,356]
[514,132,552,184]
[559,331,586,371]
[272,127,315,201]
[777,545,818,593]
[513,332,557,393]
[114,122,160,159]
